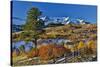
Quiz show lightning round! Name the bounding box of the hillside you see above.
[40,24,97,42]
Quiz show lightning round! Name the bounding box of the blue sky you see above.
[12,1,97,25]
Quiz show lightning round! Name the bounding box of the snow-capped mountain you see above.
[62,17,70,24]
[39,16,90,25]
[64,17,69,22]
[40,16,50,22]
[77,19,90,24]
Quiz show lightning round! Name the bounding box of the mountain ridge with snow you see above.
[39,16,91,25]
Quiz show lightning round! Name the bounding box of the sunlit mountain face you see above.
[39,16,91,25]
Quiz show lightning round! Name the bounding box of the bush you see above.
[27,48,38,58]
[78,41,84,49]
[85,47,94,55]
[87,40,96,49]
[38,45,71,60]
[38,45,54,60]
[53,45,67,58]
[85,40,96,55]
[49,33,56,38]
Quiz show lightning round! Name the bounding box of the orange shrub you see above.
[53,45,66,58]
[38,45,54,60]
[38,45,71,60]
[27,48,39,58]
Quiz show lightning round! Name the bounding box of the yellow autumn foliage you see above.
[87,40,96,49]
[78,41,84,49]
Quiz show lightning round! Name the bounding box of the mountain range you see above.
[39,16,90,25]
[12,16,91,32]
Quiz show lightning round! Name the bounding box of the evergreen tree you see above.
[22,7,44,49]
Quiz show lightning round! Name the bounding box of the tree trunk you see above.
[34,38,37,49]
[32,38,38,57]
[35,38,38,57]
